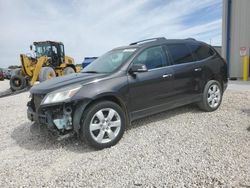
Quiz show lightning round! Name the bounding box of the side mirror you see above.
[129,64,148,73]
[30,45,33,51]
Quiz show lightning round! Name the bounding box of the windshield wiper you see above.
[81,71,99,73]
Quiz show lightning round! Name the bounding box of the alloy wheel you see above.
[207,84,221,108]
[89,108,121,144]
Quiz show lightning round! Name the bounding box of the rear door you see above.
[165,43,198,100]
[128,46,174,118]
[187,43,217,93]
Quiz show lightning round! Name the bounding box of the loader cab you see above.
[34,41,65,67]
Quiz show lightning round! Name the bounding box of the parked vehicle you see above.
[10,41,80,91]
[3,69,11,80]
[0,69,4,81]
[82,57,98,68]
[27,37,228,149]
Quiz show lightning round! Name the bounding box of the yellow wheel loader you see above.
[10,41,81,91]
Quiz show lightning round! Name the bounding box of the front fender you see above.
[72,100,91,135]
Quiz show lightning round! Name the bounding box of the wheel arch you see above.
[206,74,224,93]
[73,93,130,136]
[86,94,130,125]
[201,69,224,94]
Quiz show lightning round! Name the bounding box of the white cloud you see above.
[0,0,222,68]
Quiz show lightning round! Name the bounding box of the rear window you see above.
[167,44,194,65]
[189,43,215,60]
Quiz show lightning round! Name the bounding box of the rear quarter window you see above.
[189,43,215,60]
[166,44,194,65]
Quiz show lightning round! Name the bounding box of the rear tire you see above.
[198,80,222,112]
[80,101,125,149]
[10,75,27,91]
[11,68,21,76]
[39,67,56,82]
[63,67,75,75]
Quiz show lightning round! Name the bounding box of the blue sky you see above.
[0,0,222,68]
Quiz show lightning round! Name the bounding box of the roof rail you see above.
[130,37,167,45]
[185,38,196,41]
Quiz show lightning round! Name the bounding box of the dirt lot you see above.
[0,80,249,187]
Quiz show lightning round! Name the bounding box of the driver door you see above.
[128,46,174,119]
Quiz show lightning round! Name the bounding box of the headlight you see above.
[42,85,81,105]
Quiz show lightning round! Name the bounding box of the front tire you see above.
[198,80,222,112]
[39,67,56,82]
[80,101,125,149]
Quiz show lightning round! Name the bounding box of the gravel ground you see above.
[0,80,249,187]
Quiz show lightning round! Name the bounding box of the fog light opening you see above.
[53,106,73,131]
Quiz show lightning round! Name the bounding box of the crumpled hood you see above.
[30,73,107,94]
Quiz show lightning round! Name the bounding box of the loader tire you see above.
[63,67,75,75]
[39,67,56,82]
[10,75,27,91]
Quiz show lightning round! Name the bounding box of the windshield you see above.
[35,44,52,58]
[82,48,137,73]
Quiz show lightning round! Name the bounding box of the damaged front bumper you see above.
[27,97,89,136]
[27,105,73,130]
[27,107,46,124]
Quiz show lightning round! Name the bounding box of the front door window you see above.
[133,46,166,70]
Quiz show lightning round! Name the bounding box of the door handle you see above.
[194,68,202,72]
[162,74,172,78]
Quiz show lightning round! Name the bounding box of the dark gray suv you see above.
[27,37,228,149]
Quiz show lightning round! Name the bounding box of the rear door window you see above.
[188,43,215,60]
[166,44,194,65]
[133,46,167,70]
